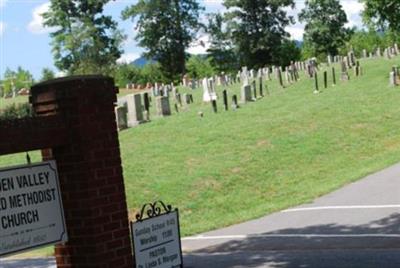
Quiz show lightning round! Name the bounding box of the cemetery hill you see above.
[1,0,400,261]
[3,55,400,254]
[0,171,56,230]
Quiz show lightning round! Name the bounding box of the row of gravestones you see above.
[116,44,399,130]
[114,89,195,131]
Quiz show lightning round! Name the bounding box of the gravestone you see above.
[241,84,252,102]
[143,92,150,114]
[259,76,264,97]
[323,71,327,89]
[377,47,382,57]
[327,55,332,65]
[314,72,319,94]
[175,92,182,106]
[341,61,350,81]
[362,49,367,58]
[390,71,397,86]
[332,67,336,86]
[232,94,239,109]
[277,68,284,88]
[211,100,217,113]
[252,80,257,99]
[355,61,361,77]
[183,93,191,105]
[156,96,171,116]
[115,106,128,131]
[127,94,144,127]
[202,78,211,102]
[223,89,228,111]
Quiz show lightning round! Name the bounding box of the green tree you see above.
[122,0,204,82]
[223,0,295,68]
[140,63,167,84]
[299,0,350,59]
[186,55,214,78]
[361,0,400,33]
[40,67,55,82]
[1,67,34,96]
[113,63,142,88]
[42,0,125,75]
[278,39,301,66]
[206,13,238,74]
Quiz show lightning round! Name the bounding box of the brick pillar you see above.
[30,76,133,268]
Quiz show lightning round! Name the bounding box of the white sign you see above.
[0,160,67,257]
[132,211,182,268]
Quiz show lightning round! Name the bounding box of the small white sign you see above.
[131,211,182,268]
[0,160,67,257]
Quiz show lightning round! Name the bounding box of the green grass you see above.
[120,56,400,235]
[1,56,400,258]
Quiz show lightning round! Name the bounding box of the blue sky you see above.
[0,0,364,80]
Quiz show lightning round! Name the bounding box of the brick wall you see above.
[8,75,135,268]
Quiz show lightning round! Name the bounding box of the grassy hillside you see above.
[1,56,399,257]
[120,56,400,235]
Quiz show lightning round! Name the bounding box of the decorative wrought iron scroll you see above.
[136,201,172,222]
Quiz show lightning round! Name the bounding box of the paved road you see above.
[2,162,400,267]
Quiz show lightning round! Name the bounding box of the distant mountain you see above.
[130,56,154,67]
[130,53,208,67]
[294,40,303,48]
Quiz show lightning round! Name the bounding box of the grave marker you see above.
[223,90,228,111]
[211,100,218,113]
[127,94,144,127]
[332,67,336,86]
[314,72,319,94]
[156,96,171,117]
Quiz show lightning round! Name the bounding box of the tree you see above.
[278,39,301,66]
[186,55,214,78]
[361,0,400,33]
[42,0,125,75]
[122,0,204,82]
[223,0,295,68]
[1,67,34,96]
[40,68,55,82]
[206,13,238,74]
[299,0,350,59]
[113,63,142,88]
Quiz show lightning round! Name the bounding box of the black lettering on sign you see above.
[0,177,14,192]
[1,209,40,230]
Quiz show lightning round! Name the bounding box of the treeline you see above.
[1,0,399,94]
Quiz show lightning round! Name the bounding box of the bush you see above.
[0,103,33,121]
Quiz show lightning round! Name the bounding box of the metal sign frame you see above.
[130,201,183,268]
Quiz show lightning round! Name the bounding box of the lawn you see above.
[1,56,399,258]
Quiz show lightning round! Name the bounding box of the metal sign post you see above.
[131,201,183,268]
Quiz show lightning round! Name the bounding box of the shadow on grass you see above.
[184,213,400,268]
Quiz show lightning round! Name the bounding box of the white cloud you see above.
[187,35,210,55]
[0,21,5,37]
[28,2,53,34]
[286,25,305,40]
[340,0,365,28]
[203,0,224,8]
[0,0,7,8]
[283,0,364,40]
[117,52,140,64]
[55,71,67,78]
